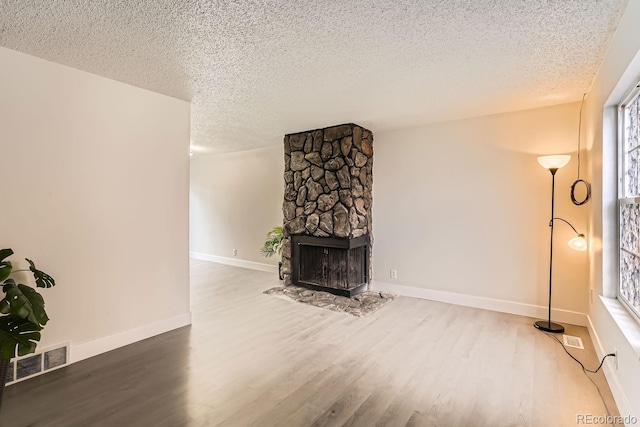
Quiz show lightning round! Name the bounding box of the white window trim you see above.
[600,100,640,362]
[618,81,640,323]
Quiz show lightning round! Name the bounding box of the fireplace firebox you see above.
[292,235,369,297]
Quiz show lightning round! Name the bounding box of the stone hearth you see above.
[281,123,373,296]
[264,286,394,317]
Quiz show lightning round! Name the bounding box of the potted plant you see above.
[260,226,284,279]
[0,248,55,411]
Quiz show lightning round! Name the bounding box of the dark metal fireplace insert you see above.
[291,235,369,297]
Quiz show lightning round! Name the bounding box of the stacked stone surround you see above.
[281,123,373,287]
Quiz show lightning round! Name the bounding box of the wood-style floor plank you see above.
[0,260,621,426]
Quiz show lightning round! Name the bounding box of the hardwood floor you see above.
[0,260,620,426]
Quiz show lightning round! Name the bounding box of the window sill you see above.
[599,296,640,361]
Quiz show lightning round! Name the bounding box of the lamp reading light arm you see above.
[550,217,587,251]
[550,217,580,234]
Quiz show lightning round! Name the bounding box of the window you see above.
[619,83,640,319]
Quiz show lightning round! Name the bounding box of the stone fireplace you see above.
[281,123,373,297]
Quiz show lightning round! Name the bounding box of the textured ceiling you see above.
[0,0,627,154]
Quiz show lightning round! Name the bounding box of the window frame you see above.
[618,81,640,321]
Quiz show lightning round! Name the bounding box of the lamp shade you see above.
[568,234,587,251]
[538,155,571,170]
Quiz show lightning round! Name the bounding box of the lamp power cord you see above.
[572,93,592,206]
[543,331,614,373]
[543,331,617,425]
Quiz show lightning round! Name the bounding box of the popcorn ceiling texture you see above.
[0,0,627,153]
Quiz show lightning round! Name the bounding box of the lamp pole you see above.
[534,154,587,332]
[535,167,565,333]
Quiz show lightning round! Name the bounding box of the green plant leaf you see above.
[0,279,49,326]
[0,315,42,359]
[0,298,10,315]
[261,226,284,258]
[0,248,13,283]
[26,258,55,288]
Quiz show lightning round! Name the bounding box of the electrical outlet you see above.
[390,269,397,279]
[233,249,237,256]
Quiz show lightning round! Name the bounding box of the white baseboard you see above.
[586,315,633,422]
[190,251,278,274]
[71,312,192,363]
[372,281,588,327]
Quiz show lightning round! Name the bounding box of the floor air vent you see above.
[5,344,69,385]
[562,335,584,349]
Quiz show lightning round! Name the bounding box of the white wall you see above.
[585,0,640,420]
[0,46,191,361]
[373,102,590,319]
[190,145,283,268]
[192,103,589,322]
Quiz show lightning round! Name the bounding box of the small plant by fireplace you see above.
[260,225,284,279]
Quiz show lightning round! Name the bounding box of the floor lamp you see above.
[535,155,587,333]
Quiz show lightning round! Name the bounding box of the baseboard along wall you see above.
[71,312,192,363]
[371,280,589,327]
[586,315,634,421]
[190,251,278,274]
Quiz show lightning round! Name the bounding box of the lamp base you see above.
[534,320,565,333]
